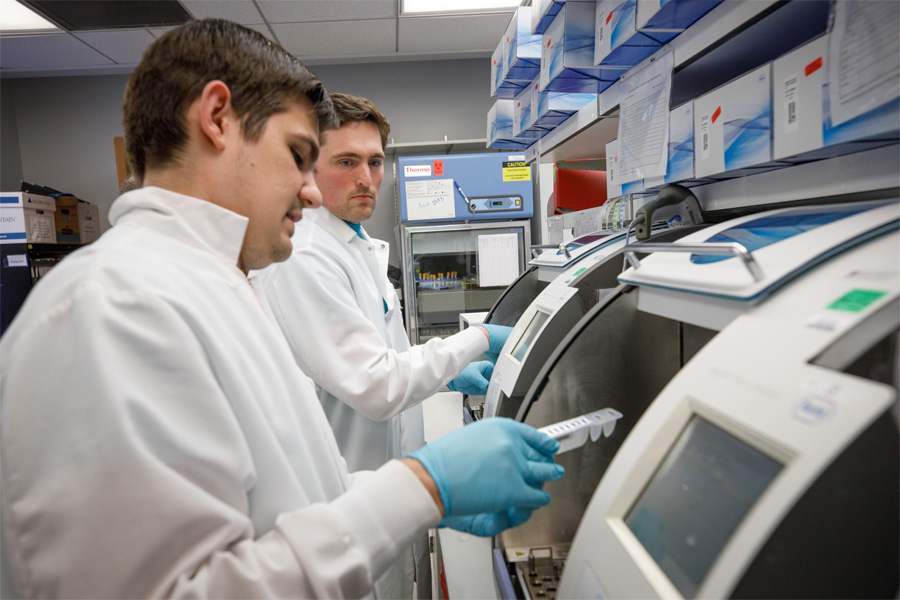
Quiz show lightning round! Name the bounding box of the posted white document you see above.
[477,233,519,287]
[826,0,900,127]
[405,179,456,221]
[616,50,674,183]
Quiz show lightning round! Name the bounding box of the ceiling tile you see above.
[244,23,276,43]
[398,13,510,54]
[73,29,157,64]
[149,27,178,38]
[257,0,396,24]
[271,19,396,58]
[179,0,264,24]
[0,34,114,70]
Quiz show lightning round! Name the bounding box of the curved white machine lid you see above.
[618,200,899,302]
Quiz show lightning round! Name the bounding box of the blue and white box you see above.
[531,0,594,35]
[502,8,541,83]
[398,153,534,223]
[694,64,778,179]
[488,100,531,149]
[773,35,898,161]
[513,82,547,139]
[531,81,596,129]
[644,102,698,188]
[636,0,723,43]
[492,41,528,99]
[772,36,828,160]
[541,2,624,93]
[594,0,664,67]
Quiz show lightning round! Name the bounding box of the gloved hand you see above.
[478,324,514,362]
[440,507,533,537]
[406,417,564,518]
[448,360,493,395]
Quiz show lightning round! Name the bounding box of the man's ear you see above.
[198,80,234,151]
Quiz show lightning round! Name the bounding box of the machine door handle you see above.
[530,243,571,259]
[622,241,764,282]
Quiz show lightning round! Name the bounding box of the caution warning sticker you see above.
[502,161,531,182]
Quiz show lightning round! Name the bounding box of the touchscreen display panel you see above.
[511,310,551,362]
[625,416,783,598]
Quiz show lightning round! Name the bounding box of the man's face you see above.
[315,120,384,224]
[231,100,322,271]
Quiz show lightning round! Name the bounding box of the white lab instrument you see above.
[559,225,899,599]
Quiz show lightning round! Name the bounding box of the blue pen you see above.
[453,180,470,204]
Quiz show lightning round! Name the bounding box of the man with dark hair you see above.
[0,20,562,599]
[255,93,515,597]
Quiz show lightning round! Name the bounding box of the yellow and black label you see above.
[502,161,531,182]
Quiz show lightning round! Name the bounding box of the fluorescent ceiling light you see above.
[402,0,521,15]
[0,0,58,32]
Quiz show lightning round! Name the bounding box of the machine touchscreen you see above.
[511,310,550,362]
[625,416,783,598]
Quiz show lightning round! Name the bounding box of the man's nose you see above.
[356,165,373,188]
[299,171,322,208]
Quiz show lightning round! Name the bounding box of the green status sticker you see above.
[826,289,888,313]
[573,267,587,276]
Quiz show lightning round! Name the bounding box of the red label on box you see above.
[606,11,613,24]
[805,57,823,77]
[506,36,509,43]
[711,106,722,123]
[433,160,444,175]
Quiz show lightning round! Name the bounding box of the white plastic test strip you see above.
[538,408,624,454]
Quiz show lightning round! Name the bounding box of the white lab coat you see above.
[255,207,487,599]
[256,207,488,471]
[0,188,440,599]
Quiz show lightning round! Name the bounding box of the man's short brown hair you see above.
[123,19,337,180]
[328,93,391,149]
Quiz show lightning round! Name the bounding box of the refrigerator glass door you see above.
[403,222,530,343]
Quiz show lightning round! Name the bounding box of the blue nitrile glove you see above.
[448,360,493,395]
[406,417,564,518]
[478,324,514,362]
[441,507,534,537]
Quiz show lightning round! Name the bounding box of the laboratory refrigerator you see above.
[399,220,531,343]
[396,152,535,343]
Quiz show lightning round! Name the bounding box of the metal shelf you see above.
[417,288,503,313]
[386,139,494,156]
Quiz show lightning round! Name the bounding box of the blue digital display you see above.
[626,416,782,598]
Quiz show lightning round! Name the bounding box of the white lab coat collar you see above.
[109,186,249,271]
[305,206,368,244]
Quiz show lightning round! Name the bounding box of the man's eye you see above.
[339,159,354,167]
[370,160,383,168]
[291,149,305,168]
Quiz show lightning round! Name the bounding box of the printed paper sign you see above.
[617,50,674,182]
[405,179,456,221]
[827,0,900,126]
[502,161,531,182]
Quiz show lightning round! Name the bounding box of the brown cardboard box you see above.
[54,195,80,243]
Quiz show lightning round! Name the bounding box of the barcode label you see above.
[700,114,710,159]
[784,74,799,134]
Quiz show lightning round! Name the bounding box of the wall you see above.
[1,79,24,191]
[2,58,494,265]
